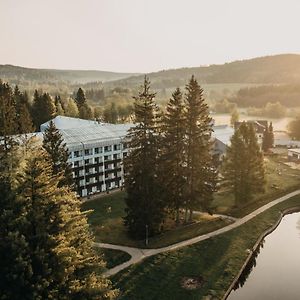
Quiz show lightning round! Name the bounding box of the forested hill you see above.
[0,64,138,84]
[106,54,300,89]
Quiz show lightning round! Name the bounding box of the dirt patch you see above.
[180,276,205,290]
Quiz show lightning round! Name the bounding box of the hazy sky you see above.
[1,0,300,73]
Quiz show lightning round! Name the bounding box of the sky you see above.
[1,0,300,73]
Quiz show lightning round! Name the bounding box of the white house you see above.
[288,148,300,162]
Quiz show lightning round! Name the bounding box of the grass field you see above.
[111,195,300,300]
[212,152,300,217]
[82,192,232,248]
[94,248,131,269]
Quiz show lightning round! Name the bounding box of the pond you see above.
[227,212,300,300]
[212,113,292,131]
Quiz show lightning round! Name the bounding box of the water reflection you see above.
[227,212,300,300]
[233,240,265,290]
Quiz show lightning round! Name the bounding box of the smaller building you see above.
[288,148,300,162]
[235,120,268,144]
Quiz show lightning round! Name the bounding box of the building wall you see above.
[67,140,128,197]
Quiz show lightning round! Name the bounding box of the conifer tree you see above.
[161,88,186,223]
[75,87,86,108]
[31,90,56,130]
[222,122,265,206]
[43,120,73,187]
[262,121,274,152]
[269,121,274,147]
[14,88,35,134]
[54,95,65,116]
[3,148,118,299]
[124,77,165,238]
[65,98,79,118]
[184,76,217,221]
[75,88,93,119]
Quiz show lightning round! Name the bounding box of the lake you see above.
[212,113,292,131]
[227,212,300,300]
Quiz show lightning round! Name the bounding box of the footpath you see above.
[94,189,300,276]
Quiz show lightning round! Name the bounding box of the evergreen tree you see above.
[15,88,35,134]
[65,98,79,118]
[42,120,73,187]
[31,91,56,130]
[6,148,117,299]
[79,103,93,120]
[222,122,265,206]
[124,77,165,239]
[262,121,274,152]
[75,87,86,108]
[269,121,274,147]
[161,88,186,223]
[230,109,239,127]
[184,76,217,221]
[54,95,65,116]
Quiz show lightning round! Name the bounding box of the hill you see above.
[105,54,300,89]
[0,64,138,85]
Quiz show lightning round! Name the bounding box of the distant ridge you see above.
[0,64,139,84]
[1,54,300,89]
[105,54,300,88]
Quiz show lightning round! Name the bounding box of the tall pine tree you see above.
[42,120,73,187]
[1,145,117,299]
[31,90,56,130]
[222,122,265,206]
[161,88,186,223]
[124,77,165,239]
[184,76,217,221]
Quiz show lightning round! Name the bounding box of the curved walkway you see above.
[95,189,300,276]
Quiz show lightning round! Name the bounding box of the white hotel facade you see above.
[40,116,234,198]
[41,116,131,197]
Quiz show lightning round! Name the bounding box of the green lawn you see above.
[82,193,232,248]
[94,248,131,269]
[111,195,300,300]
[212,153,300,217]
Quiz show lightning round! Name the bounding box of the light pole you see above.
[145,224,149,246]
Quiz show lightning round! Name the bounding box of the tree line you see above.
[123,76,266,239]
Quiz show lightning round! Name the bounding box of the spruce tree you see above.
[269,121,274,147]
[75,87,86,108]
[15,89,35,134]
[222,122,265,206]
[262,121,274,152]
[10,148,118,299]
[161,88,186,223]
[54,95,65,116]
[184,76,217,221]
[31,91,56,130]
[124,77,165,239]
[42,120,73,187]
[262,124,270,152]
[65,98,79,118]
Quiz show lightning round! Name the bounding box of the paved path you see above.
[95,189,300,276]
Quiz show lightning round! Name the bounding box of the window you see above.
[85,159,89,165]
[85,149,91,156]
[95,147,102,154]
[74,161,79,167]
[95,157,100,164]
[104,145,112,152]
[74,150,81,158]
[114,144,121,151]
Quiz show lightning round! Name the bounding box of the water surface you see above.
[227,212,300,300]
